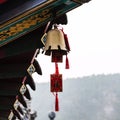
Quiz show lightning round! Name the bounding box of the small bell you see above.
[44,24,67,62]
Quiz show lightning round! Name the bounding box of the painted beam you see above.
[0,0,90,47]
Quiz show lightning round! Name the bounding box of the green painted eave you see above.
[0,0,90,47]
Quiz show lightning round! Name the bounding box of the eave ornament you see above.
[42,23,70,111]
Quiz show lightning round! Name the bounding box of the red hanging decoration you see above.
[50,63,62,111]
[50,63,62,92]
[50,73,63,92]
[65,55,70,69]
[55,93,59,111]
[62,30,71,52]
[52,51,63,63]
[60,27,70,69]
[42,24,71,112]
[55,62,59,75]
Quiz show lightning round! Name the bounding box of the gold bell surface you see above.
[44,28,67,55]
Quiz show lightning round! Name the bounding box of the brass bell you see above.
[44,24,67,62]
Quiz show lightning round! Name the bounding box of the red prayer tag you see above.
[50,74,62,92]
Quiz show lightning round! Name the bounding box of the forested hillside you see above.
[30,74,120,120]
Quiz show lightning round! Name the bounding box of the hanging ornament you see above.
[14,98,19,110]
[55,92,59,111]
[65,55,69,69]
[61,27,70,52]
[20,84,27,95]
[27,64,36,76]
[50,63,62,92]
[8,111,14,120]
[41,21,51,46]
[61,27,70,69]
[50,62,62,111]
[43,24,70,69]
[51,50,63,63]
[42,23,71,112]
[43,24,67,63]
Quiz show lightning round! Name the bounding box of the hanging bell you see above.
[44,24,67,62]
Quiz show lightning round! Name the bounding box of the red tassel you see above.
[65,55,70,69]
[55,62,59,74]
[55,93,59,111]
[64,33,70,52]
[60,28,70,52]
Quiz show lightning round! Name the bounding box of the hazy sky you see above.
[33,0,120,83]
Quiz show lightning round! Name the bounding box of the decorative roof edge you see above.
[0,0,91,47]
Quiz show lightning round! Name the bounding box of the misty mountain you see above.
[30,74,120,120]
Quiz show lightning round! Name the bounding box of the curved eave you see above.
[0,49,42,119]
